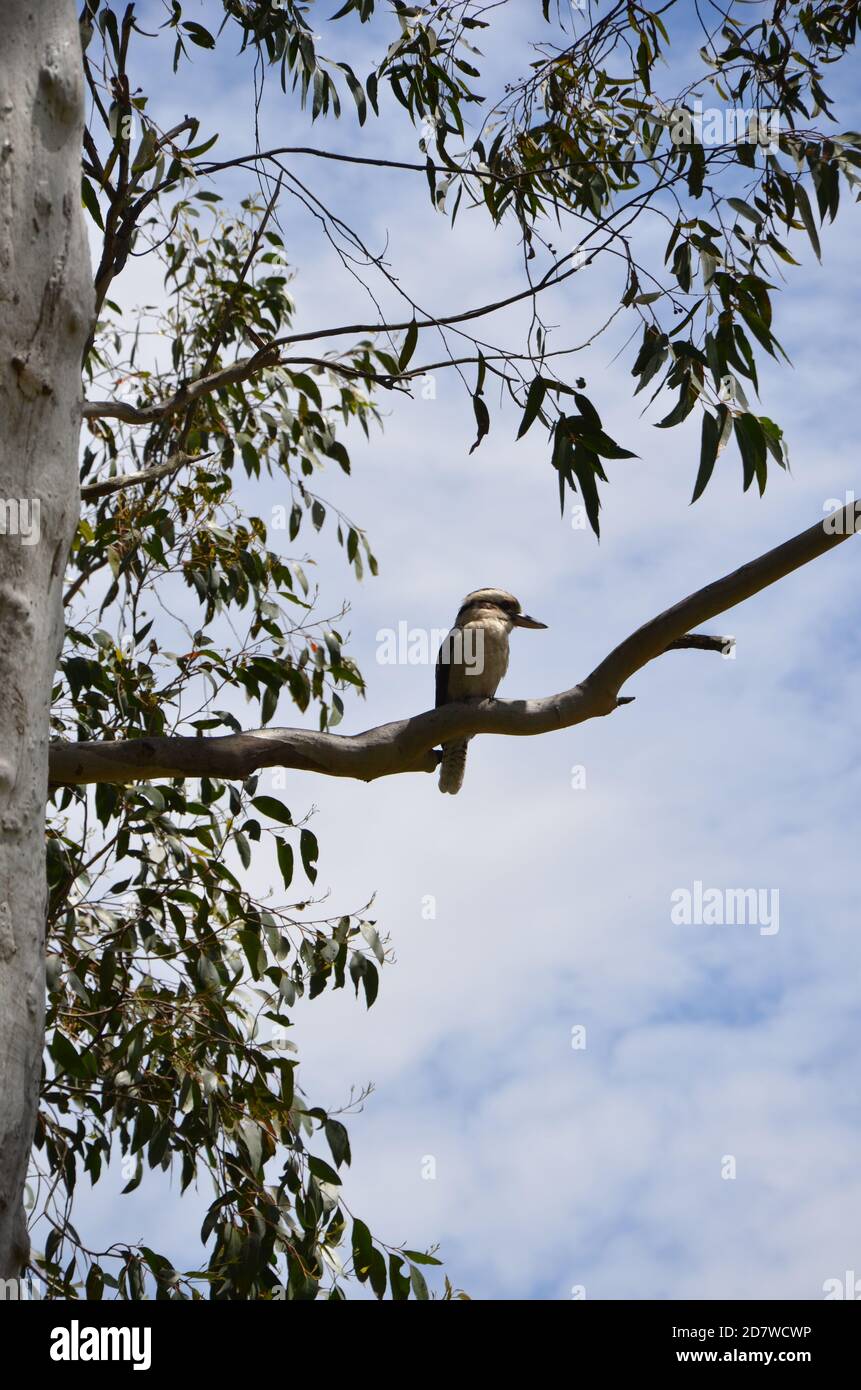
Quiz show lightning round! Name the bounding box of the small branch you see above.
[82,348,279,424]
[80,452,207,500]
[80,349,489,423]
[49,502,859,787]
[81,260,584,424]
[81,347,556,427]
[199,144,709,181]
[266,258,581,351]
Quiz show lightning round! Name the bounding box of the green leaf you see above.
[410,1263,430,1300]
[348,953,378,1008]
[261,685,278,725]
[251,796,293,826]
[368,1246,387,1300]
[81,178,104,231]
[300,828,319,883]
[655,381,698,429]
[276,837,294,890]
[733,412,767,494]
[325,1119,352,1169]
[398,319,418,371]
[340,63,368,125]
[475,352,487,397]
[469,394,490,453]
[308,1155,341,1186]
[366,71,379,116]
[636,38,651,94]
[727,197,763,226]
[389,1254,411,1300]
[182,21,215,49]
[759,415,787,468]
[120,1158,143,1195]
[691,408,722,503]
[793,182,821,262]
[517,377,547,439]
[351,1218,373,1281]
[361,958,379,1009]
[579,430,637,460]
[573,392,601,431]
[183,133,219,159]
[131,128,158,175]
[550,416,574,517]
[571,447,602,539]
[51,1031,84,1078]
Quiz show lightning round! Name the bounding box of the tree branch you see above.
[80,451,207,500]
[199,143,723,181]
[80,350,491,423]
[49,502,857,787]
[81,260,584,424]
[82,347,280,424]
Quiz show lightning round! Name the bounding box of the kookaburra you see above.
[435,588,547,794]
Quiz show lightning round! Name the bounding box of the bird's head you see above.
[457,587,548,630]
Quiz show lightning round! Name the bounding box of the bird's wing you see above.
[435,630,454,707]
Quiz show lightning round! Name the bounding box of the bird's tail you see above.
[438,738,470,794]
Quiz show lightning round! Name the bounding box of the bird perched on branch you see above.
[435,587,547,794]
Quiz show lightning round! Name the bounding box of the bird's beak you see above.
[513,612,547,629]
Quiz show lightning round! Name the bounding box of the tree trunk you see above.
[0,1,91,1277]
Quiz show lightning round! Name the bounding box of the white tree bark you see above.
[0,1,91,1277]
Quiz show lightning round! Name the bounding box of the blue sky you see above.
[71,0,861,1299]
